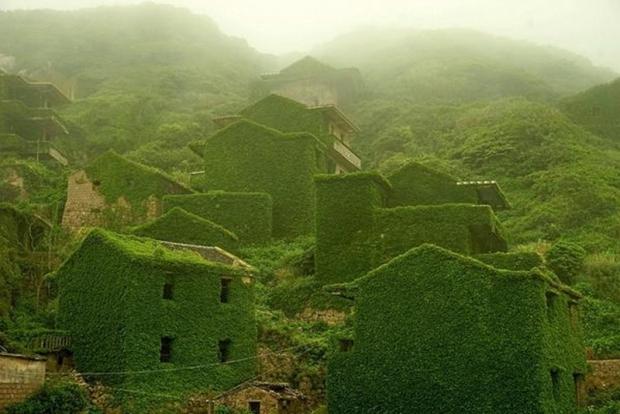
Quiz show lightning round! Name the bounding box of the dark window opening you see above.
[546,292,557,319]
[160,337,173,362]
[163,282,174,300]
[574,373,584,407]
[339,339,354,352]
[551,369,560,400]
[218,339,231,363]
[248,401,261,414]
[220,278,231,303]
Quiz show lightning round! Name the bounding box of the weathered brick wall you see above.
[586,359,620,395]
[61,170,107,230]
[217,387,280,414]
[0,354,46,409]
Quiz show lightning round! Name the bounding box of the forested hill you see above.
[561,78,620,143]
[0,3,276,163]
[315,28,616,103]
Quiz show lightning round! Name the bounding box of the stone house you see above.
[213,94,361,173]
[0,352,46,410]
[326,244,586,414]
[252,56,363,107]
[216,382,306,414]
[57,229,257,396]
[61,151,192,230]
[314,163,510,284]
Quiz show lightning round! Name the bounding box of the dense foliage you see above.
[202,120,321,239]
[57,230,257,402]
[5,381,92,414]
[328,244,585,413]
[163,191,273,246]
[131,207,240,253]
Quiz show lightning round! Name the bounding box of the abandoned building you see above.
[0,352,46,410]
[314,162,510,284]
[213,94,361,173]
[216,382,306,414]
[61,150,192,230]
[163,191,273,246]
[0,71,70,166]
[131,206,240,253]
[57,229,257,395]
[326,244,586,414]
[252,56,364,107]
[194,92,362,240]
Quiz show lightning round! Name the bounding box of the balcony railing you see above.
[332,139,361,169]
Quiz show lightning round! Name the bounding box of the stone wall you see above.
[586,359,620,396]
[0,353,46,410]
[61,170,107,230]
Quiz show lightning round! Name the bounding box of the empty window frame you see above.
[248,401,261,414]
[550,369,560,401]
[339,339,354,352]
[218,339,231,363]
[220,278,232,303]
[163,282,174,300]
[160,337,173,362]
[573,373,584,407]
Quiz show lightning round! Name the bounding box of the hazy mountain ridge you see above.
[315,28,617,102]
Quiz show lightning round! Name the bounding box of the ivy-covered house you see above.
[326,244,586,414]
[200,120,323,239]
[61,151,192,230]
[213,94,361,173]
[0,71,70,166]
[57,229,257,396]
[314,162,509,284]
[251,56,364,107]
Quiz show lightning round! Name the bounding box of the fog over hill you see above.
[2,0,620,72]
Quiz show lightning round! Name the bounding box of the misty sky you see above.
[2,0,620,71]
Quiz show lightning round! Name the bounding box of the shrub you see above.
[5,381,89,414]
[546,240,586,285]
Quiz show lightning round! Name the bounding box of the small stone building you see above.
[0,352,46,410]
[61,151,192,230]
[326,244,586,414]
[253,56,363,107]
[217,382,306,414]
[57,229,257,396]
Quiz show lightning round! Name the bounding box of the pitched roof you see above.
[325,244,580,299]
[131,207,239,250]
[277,56,336,77]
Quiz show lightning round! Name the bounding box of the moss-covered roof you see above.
[73,228,239,271]
[208,118,324,148]
[326,243,579,299]
[279,56,336,76]
[131,207,239,251]
[84,150,192,207]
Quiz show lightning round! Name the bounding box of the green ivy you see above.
[131,207,239,253]
[201,120,322,239]
[327,244,586,413]
[57,229,257,409]
[163,191,273,246]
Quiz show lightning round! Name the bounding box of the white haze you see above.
[1,0,619,71]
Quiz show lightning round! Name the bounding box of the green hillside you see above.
[560,78,620,142]
[0,4,274,169]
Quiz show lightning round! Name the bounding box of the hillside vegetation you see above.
[0,5,618,413]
